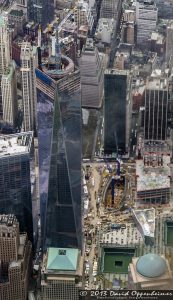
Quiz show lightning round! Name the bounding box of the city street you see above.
[84,164,102,289]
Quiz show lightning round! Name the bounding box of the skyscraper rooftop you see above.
[42,54,75,80]
[0,214,18,227]
[46,248,79,271]
[0,132,33,157]
[136,155,171,192]
[0,15,6,26]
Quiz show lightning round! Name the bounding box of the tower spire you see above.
[38,24,42,48]
[55,28,61,70]
[37,25,42,69]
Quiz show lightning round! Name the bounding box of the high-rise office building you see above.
[36,34,82,250]
[28,0,54,26]
[80,38,104,108]
[74,0,94,32]
[95,18,115,45]
[20,42,38,132]
[100,0,121,20]
[0,132,33,242]
[40,247,83,300]
[1,61,18,126]
[136,153,170,204]
[0,214,32,300]
[144,74,169,140]
[122,22,135,45]
[166,21,173,63]
[0,14,11,117]
[136,1,158,46]
[45,87,82,250]
[8,9,27,37]
[155,0,173,19]
[0,15,10,75]
[104,69,131,155]
[16,0,27,6]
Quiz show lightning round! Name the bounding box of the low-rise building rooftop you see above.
[95,18,115,44]
[132,208,155,238]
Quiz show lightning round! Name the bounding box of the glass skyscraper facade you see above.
[144,81,169,140]
[0,133,33,242]
[28,0,54,26]
[36,69,82,250]
[36,71,54,242]
[104,69,131,155]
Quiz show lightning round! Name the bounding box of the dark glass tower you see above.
[28,0,54,26]
[0,132,33,242]
[144,76,169,140]
[45,88,82,249]
[104,69,131,155]
[36,67,82,250]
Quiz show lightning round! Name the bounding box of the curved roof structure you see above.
[136,253,167,278]
[42,55,74,80]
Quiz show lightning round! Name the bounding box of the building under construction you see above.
[136,153,171,205]
[36,31,80,99]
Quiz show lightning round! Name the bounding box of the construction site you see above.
[105,175,125,209]
[82,156,173,290]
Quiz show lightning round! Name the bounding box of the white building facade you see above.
[1,62,18,125]
[74,0,94,32]
[0,15,10,75]
[20,42,38,132]
[166,21,173,63]
[0,14,11,118]
[80,38,104,108]
[95,18,115,44]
